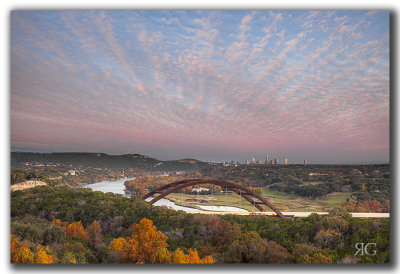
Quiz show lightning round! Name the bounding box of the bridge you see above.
[142,178,286,218]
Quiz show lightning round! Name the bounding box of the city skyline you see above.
[11,10,389,164]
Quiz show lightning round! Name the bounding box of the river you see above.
[80,177,248,213]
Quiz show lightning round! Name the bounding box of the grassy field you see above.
[168,191,259,212]
[165,187,352,212]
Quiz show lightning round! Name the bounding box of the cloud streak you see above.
[10,10,389,163]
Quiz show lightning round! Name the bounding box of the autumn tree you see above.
[51,219,88,241]
[86,220,103,248]
[265,240,292,264]
[172,248,214,264]
[51,219,68,231]
[109,237,129,263]
[109,218,168,263]
[61,251,77,264]
[131,218,169,263]
[109,218,214,264]
[34,245,55,264]
[361,183,367,192]
[11,234,34,264]
[11,234,55,264]
[65,221,88,240]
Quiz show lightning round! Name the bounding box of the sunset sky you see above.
[10,10,389,164]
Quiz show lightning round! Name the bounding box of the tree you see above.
[131,218,169,263]
[109,218,214,264]
[43,225,66,245]
[297,252,332,264]
[172,248,214,264]
[86,220,103,248]
[61,252,77,264]
[109,237,130,263]
[11,234,34,264]
[51,219,68,231]
[361,183,367,192]
[109,218,169,263]
[65,221,88,240]
[314,229,342,248]
[34,245,55,264]
[11,234,55,264]
[217,231,269,263]
[265,240,292,264]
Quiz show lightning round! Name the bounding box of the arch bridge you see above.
[142,179,285,218]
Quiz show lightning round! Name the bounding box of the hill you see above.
[11,152,213,172]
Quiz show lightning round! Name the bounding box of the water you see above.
[197,205,248,212]
[80,177,136,195]
[81,177,248,213]
[144,197,205,213]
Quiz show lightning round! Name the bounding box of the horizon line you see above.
[10,150,390,166]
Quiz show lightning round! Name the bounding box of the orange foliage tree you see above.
[34,245,55,264]
[109,218,214,264]
[109,218,169,263]
[11,234,34,264]
[11,234,55,264]
[172,248,214,264]
[51,219,68,231]
[65,221,88,240]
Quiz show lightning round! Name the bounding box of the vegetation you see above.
[10,154,390,264]
[199,164,389,201]
[11,169,50,185]
[11,186,390,264]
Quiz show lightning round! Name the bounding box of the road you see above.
[187,211,390,218]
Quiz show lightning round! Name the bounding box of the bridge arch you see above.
[142,179,284,218]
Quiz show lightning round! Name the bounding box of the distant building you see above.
[257,160,262,164]
[274,158,279,165]
[246,159,250,165]
[192,187,209,193]
[226,160,238,167]
[284,158,288,165]
[270,160,273,165]
[304,160,307,166]
[251,157,256,164]
[265,154,269,164]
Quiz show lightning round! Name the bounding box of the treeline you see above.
[11,169,50,185]
[198,165,390,200]
[268,180,339,198]
[340,200,390,213]
[11,186,390,264]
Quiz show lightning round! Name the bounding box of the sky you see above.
[10,10,389,164]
